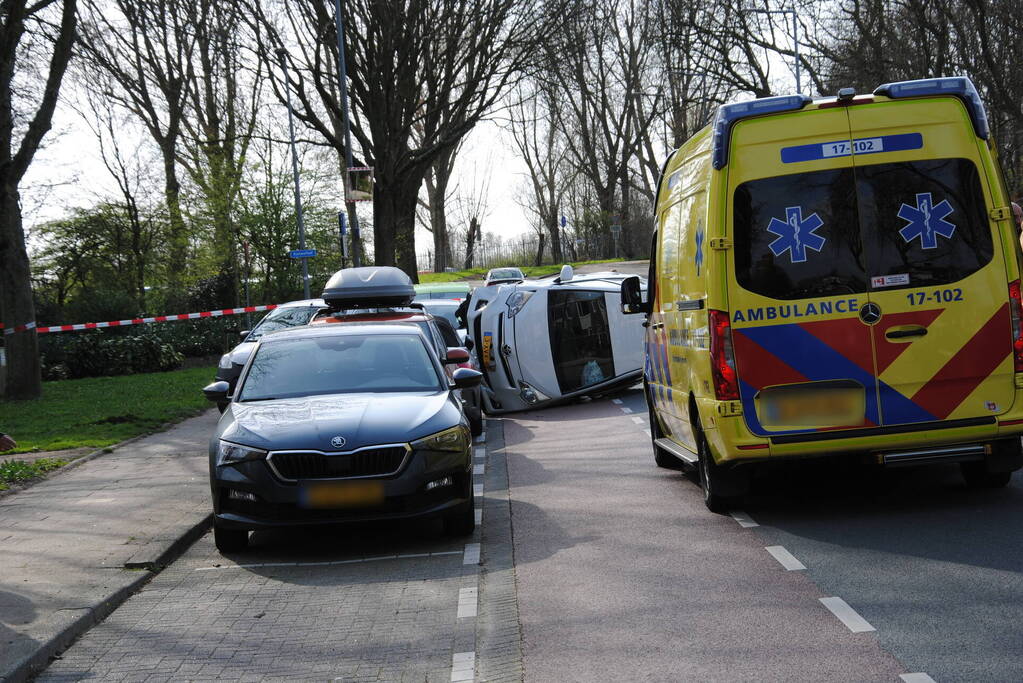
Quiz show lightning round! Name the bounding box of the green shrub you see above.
[44,334,183,379]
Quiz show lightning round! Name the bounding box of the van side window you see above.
[855,158,992,288]
[733,168,866,300]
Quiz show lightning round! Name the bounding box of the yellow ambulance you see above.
[621,77,1023,512]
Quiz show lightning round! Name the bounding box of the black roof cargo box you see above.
[321,266,415,310]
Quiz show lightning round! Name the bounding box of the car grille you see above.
[268,447,408,481]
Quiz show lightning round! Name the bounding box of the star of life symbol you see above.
[694,222,705,276]
[766,206,826,264]
[898,192,955,249]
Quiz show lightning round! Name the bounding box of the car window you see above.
[433,317,461,347]
[248,306,320,340]
[855,158,992,289]
[733,168,865,300]
[239,334,444,400]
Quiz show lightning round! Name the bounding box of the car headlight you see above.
[505,290,534,318]
[218,353,233,370]
[217,440,267,466]
[411,426,470,452]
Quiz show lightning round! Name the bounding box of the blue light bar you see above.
[711,95,811,170]
[873,76,989,140]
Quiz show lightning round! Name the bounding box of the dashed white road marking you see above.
[463,542,481,565]
[474,446,486,459]
[474,433,486,443]
[457,586,478,618]
[473,463,485,475]
[765,545,806,571]
[729,510,759,528]
[643,429,651,437]
[474,508,483,525]
[620,406,634,414]
[820,597,876,633]
[900,674,937,683]
[450,651,475,682]
[631,416,644,424]
[195,550,462,571]
[612,398,623,405]
[473,483,484,496]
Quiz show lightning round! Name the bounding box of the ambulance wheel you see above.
[646,385,681,469]
[697,428,732,513]
[214,524,248,553]
[960,461,1012,489]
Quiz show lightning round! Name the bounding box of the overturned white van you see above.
[467,266,646,413]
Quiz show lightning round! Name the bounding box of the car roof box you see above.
[321,266,415,310]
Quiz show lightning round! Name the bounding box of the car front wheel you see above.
[443,482,476,536]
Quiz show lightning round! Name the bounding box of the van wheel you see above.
[646,384,681,469]
[214,524,249,553]
[960,461,1012,489]
[696,428,733,513]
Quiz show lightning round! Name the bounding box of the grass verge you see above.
[0,365,216,454]
[418,259,626,283]
[0,458,69,491]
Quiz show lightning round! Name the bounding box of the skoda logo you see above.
[330,436,347,449]
[859,302,882,325]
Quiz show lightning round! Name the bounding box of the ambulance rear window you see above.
[733,168,868,300]
[855,158,992,287]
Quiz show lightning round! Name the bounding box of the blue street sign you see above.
[289,249,317,259]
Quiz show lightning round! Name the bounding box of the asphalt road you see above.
[615,386,1023,682]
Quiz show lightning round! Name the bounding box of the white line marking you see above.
[473,463,485,475]
[729,510,759,528]
[451,651,475,682]
[474,509,483,525]
[820,597,876,633]
[620,406,633,414]
[612,398,623,405]
[475,446,486,458]
[765,545,806,571]
[474,433,485,443]
[473,483,484,496]
[457,586,478,618]
[643,429,651,437]
[900,675,937,683]
[463,542,481,565]
[631,416,644,424]
[194,550,461,571]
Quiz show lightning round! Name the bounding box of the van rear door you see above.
[727,108,881,437]
[848,99,1014,426]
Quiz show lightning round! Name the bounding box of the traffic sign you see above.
[289,249,317,259]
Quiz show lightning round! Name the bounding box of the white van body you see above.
[467,270,646,412]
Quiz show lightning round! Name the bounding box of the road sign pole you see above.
[276,48,311,300]
[338,211,349,266]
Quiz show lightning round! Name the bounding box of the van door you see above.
[727,109,881,436]
[848,100,1014,425]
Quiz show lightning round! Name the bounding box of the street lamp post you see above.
[748,8,801,94]
[334,0,362,267]
[275,48,311,300]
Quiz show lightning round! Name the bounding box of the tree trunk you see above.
[374,176,420,281]
[161,143,188,293]
[534,232,546,266]
[0,184,41,399]
[464,216,480,270]
[548,213,563,263]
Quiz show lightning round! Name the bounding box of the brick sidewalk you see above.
[0,409,219,682]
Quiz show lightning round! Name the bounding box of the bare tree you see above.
[0,0,77,400]
[251,0,555,280]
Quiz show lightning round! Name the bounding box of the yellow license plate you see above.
[759,386,864,428]
[482,332,494,368]
[300,481,385,509]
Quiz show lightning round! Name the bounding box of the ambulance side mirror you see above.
[621,276,649,314]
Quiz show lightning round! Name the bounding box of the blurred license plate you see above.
[760,386,863,428]
[482,332,494,368]
[300,481,384,509]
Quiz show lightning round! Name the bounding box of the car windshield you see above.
[238,333,444,401]
[488,269,522,281]
[247,305,320,340]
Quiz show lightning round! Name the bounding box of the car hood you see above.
[218,391,458,452]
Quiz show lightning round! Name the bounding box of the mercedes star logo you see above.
[859,302,882,325]
[330,436,346,449]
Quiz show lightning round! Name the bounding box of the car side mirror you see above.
[452,367,483,389]
[203,381,231,402]
[445,347,471,364]
[621,276,650,314]
[238,330,250,341]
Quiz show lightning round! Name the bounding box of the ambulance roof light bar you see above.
[873,76,989,140]
[711,94,812,170]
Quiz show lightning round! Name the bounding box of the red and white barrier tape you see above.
[1,304,278,336]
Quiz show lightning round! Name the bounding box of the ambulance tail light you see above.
[1009,280,1023,372]
[709,310,739,401]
